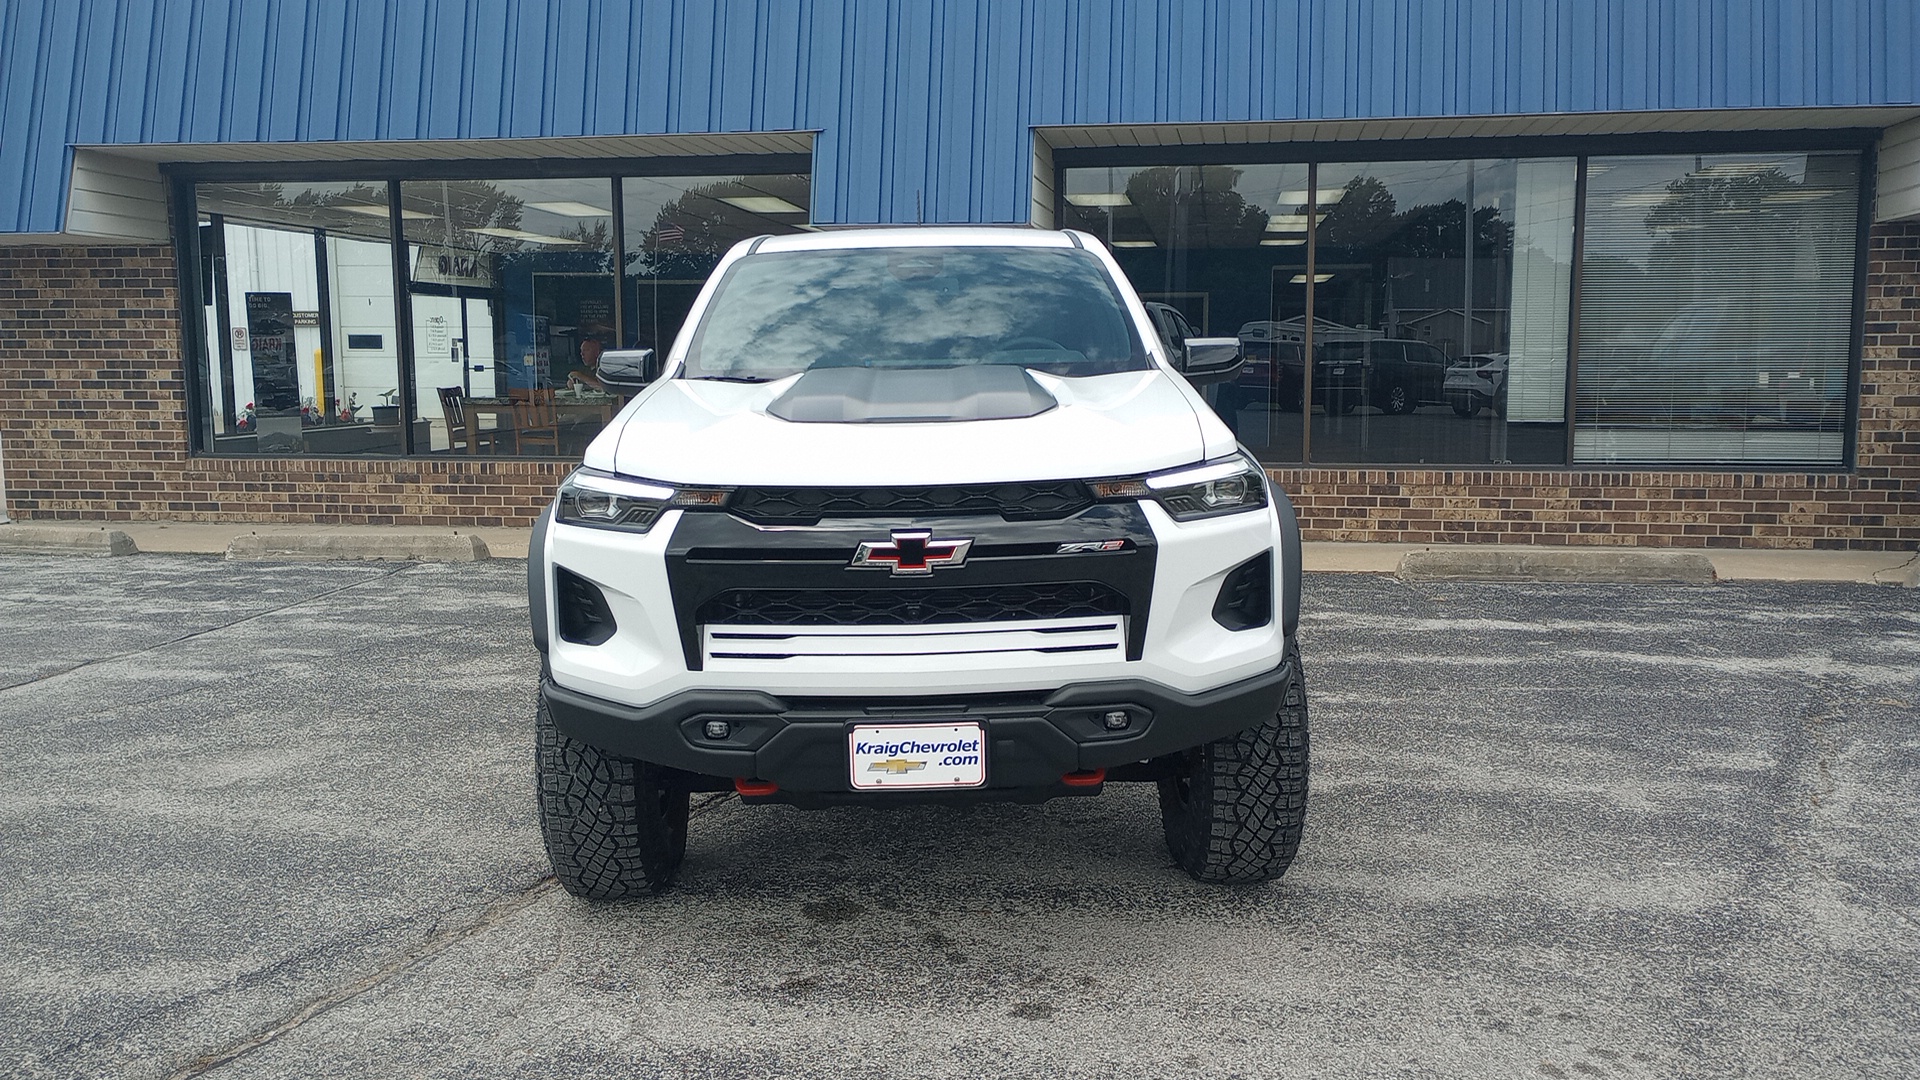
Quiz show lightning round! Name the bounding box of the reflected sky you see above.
[684,247,1147,379]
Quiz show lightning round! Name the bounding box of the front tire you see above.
[536,688,690,900]
[1158,647,1310,884]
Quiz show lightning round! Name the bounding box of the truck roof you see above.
[749,225,1081,254]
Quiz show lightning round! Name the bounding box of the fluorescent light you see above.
[528,200,610,217]
[1066,192,1131,207]
[1110,240,1155,248]
[721,196,806,214]
[338,204,433,221]
[466,226,584,246]
[1289,273,1335,284]
[1260,238,1306,246]
[1266,214,1323,230]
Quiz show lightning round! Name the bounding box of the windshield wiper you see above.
[684,374,776,383]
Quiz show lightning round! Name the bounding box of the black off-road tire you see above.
[535,689,690,900]
[1158,647,1310,884]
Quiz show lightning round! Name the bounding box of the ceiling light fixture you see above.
[1065,193,1132,207]
[721,196,806,214]
[338,204,433,221]
[1289,273,1336,284]
[528,200,611,217]
[467,226,586,246]
[1109,240,1155,248]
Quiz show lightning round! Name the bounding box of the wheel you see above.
[1158,645,1310,884]
[1493,388,1507,419]
[536,688,690,900]
[1379,380,1417,415]
[1450,395,1481,418]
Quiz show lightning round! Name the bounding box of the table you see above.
[460,397,618,454]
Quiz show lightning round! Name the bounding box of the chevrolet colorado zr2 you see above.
[528,227,1308,899]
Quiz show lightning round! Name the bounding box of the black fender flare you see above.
[1271,485,1303,639]
[528,503,554,654]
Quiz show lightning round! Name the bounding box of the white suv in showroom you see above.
[528,227,1308,899]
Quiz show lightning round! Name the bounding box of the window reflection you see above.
[622,174,813,357]
[193,181,406,455]
[1309,159,1574,465]
[1575,154,1857,466]
[1063,164,1311,462]
[400,178,617,457]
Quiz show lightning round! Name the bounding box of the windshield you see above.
[682,245,1148,381]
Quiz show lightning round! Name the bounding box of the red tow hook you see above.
[1061,768,1107,788]
[734,778,779,796]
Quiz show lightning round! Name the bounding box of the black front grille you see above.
[727,482,1094,525]
[697,582,1128,627]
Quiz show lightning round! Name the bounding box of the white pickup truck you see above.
[528,227,1308,899]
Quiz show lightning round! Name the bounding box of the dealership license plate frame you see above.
[847,721,988,791]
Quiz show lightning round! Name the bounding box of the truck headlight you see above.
[1091,453,1269,521]
[555,469,730,533]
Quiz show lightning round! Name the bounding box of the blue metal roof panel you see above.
[5,0,1920,234]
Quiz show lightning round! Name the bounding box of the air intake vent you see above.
[1212,551,1272,632]
[727,481,1093,525]
[697,582,1128,627]
[556,567,617,646]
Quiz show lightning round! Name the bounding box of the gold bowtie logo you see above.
[867,758,928,775]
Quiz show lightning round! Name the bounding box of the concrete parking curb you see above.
[0,524,138,556]
[224,532,490,562]
[1398,548,1717,585]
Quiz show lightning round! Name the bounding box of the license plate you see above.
[848,722,986,790]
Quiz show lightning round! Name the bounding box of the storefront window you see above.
[1307,158,1576,465]
[1574,153,1859,465]
[621,173,813,356]
[186,166,810,459]
[193,181,406,455]
[1064,164,1310,462]
[399,178,618,457]
[1068,148,1861,470]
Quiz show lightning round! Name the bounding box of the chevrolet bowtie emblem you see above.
[867,758,928,775]
[849,530,973,576]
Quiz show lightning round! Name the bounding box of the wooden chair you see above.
[513,389,562,456]
[437,387,505,454]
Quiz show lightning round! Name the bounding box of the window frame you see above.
[166,154,811,459]
[1055,130,1879,473]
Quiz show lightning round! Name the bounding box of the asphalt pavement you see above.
[1,555,1916,1079]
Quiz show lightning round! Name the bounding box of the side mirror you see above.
[596,349,658,393]
[1180,338,1244,384]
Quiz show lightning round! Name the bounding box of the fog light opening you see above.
[703,720,733,740]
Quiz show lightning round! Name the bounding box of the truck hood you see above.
[591,369,1212,486]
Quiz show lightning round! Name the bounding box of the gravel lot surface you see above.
[1,555,1916,1079]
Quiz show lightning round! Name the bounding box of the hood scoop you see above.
[765,365,1058,424]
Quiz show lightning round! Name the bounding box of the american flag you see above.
[656,223,685,245]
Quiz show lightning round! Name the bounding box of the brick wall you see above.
[1,233,1916,546]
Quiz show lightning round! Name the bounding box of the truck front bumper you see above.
[542,650,1294,804]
